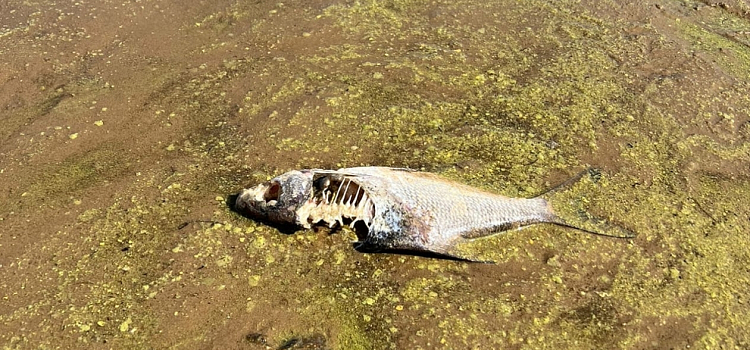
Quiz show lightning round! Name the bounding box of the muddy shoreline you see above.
[2,0,749,349]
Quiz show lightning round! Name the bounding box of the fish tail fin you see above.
[536,168,636,239]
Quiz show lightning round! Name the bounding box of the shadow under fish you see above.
[232,167,634,262]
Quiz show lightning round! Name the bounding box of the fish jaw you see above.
[235,170,314,226]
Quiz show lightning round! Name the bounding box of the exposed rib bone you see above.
[356,194,368,211]
[351,188,362,207]
[331,179,345,204]
[306,176,375,232]
[341,179,352,205]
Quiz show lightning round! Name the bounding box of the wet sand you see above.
[1,0,749,348]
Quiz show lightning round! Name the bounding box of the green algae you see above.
[3,0,750,349]
[677,18,750,80]
[253,0,750,348]
[26,147,130,199]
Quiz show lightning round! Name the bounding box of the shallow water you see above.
[1,0,749,348]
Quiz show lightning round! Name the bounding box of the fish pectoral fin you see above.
[354,240,496,263]
[398,246,495,263]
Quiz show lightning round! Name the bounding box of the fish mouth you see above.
[234,180,283,214]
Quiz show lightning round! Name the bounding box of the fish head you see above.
[235,170,313,225]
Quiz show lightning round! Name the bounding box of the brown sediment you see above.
[1,0,749,349]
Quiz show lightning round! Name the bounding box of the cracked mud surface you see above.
[1,0,749,349]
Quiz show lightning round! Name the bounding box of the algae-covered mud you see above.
[1,0,749,348]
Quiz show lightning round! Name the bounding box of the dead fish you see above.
[234,167,633,261]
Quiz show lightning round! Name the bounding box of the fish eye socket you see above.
[263,182,282,202]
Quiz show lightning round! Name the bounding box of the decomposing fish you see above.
[234,167,634,261]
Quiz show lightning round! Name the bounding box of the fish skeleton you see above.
[234,167,633,261]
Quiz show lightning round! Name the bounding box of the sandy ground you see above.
[1,0,750,349]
